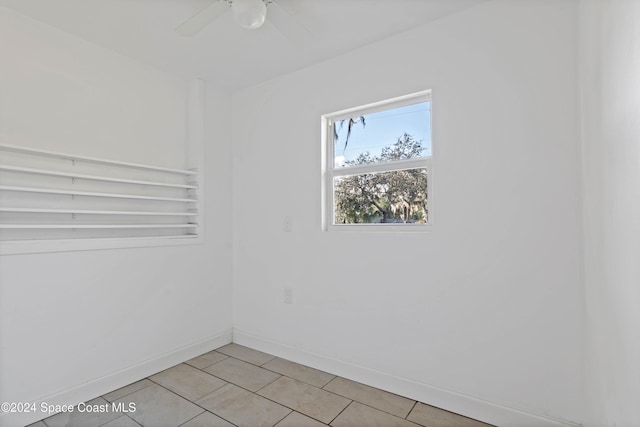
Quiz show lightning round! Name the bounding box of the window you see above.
[322,90,432,231]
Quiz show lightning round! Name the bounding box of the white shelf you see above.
[0,234,200,255]
[0,224,198,229]
[0,143,202,254]
[0,165,197,189]
[0,208,198,216]
[0,185,197,203]
[0,143,195,175]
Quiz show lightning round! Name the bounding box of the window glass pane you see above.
[333,168,428,224]
[334,101,431,168]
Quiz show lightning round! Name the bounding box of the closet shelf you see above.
[0,208,198,216]
[0,165,197,189]
[0,143,196,175]
[0,185,197,203]
[0,224,198,229]
[0,142,201,253]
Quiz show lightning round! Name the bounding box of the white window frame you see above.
[321,90,432,232]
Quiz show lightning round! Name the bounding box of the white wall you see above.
[580,0,640,426]
[231,1,582,425]
[0,7,233,426]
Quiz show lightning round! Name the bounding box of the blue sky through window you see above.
[334,101,431,167]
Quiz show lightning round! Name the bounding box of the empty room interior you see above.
[0,0,639,426]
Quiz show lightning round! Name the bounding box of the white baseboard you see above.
[233,329,581,427]
[1,330,232,427]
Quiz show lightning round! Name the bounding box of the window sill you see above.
[326,224,432,233]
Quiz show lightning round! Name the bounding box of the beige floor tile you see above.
[103,379,154,402]
[258,376,351,424]
[323,377,415,418]
[150,363,227,401]
[40,344,494,427]
[114,383,203,427]
[263,358,335,388]
[204,357,280,392]
[215,343,276,366]
[407,403,494,427]
[43,397,121,427]
[196,383,291,427]
[185,351,228,369]
[101,415,141,427]
[275,411,329,427]
[179,411,235,427]
[331,402,419,427]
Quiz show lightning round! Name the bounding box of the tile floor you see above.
[29,344,493,427]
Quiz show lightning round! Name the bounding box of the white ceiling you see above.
[1,0,486,91]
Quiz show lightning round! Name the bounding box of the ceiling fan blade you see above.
[269,0,315,46]
[272,0,298,15]
[175,0,229,37]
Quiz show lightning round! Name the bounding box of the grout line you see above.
[187,390,238,427]
[216,343,278,367]
[193,406,238,427]
[261,356,277,366]
[183,351,229,370]
[270,409,294,427]
[345,400,423,426]
[253,357,338,390]
[327,400,354,425]
[100,414,144,427]
[96,415,123,427]
[175,411,208,427]
[188,359,229,374]
[406,400,418,419]
[321,376,337,391]
[144,378,209,404]
[321,379,418,420]
[254,374,283,394]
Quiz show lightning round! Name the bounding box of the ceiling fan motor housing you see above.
[231,0,269,29]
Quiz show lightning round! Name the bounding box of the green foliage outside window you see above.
[334,133,428,224]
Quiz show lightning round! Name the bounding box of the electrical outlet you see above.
[283,216,292,232]
[283,287,293,304]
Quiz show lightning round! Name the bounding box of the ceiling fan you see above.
[175,0,313,40]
